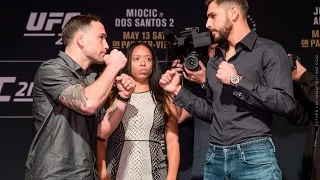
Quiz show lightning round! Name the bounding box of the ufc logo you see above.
[26,12,81,32]
[0,77,34,102]
[24,12,81,45]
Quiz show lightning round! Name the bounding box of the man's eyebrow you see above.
[100,33,107,38]
[207,12,216,17]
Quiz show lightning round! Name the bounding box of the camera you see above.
[288,54,300,71]
[163,28,213,71]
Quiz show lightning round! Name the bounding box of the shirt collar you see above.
[57,51,83,73]
[240,30,258,51]
[214,30,258,56]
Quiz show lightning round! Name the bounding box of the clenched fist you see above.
[115,74,136,98]
[216,61,238,85]
[104,49,127,71]
[159,69,181,95]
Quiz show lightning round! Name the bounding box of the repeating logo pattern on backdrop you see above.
[23,12,81,45]
[0,61,42,118]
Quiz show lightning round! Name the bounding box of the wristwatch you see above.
[201,81,206,89]
[116,94,130,102]
[230,74,242,87]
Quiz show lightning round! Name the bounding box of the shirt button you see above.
[223,127,226,130]
[224,108,227,112]
[223,148,228,153]
[238,92,242,97]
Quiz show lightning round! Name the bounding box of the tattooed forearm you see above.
[97,103,119,139]
[100,108,107,122]
[104,103,118,121]
[58,84,88,111]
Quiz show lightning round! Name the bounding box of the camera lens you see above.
[185,55,199,71]
[188,59,196,66]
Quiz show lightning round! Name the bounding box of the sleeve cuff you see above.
[173,87,193,107]
[233,76,254,100]
[298,71,312,85]
[52,78,80,102]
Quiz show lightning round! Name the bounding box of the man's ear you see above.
[229,5,240,21]
[76,32,85,48]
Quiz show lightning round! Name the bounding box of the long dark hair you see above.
[106,42,175,124]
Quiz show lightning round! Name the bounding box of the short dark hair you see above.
[205,0,249,17]
[62,14,102,46]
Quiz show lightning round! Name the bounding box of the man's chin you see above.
[92,59,105,65]
[214,36,226,44]
[98,60,105,65]
[214,37,222,43]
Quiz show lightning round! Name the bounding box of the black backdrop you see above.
[0,0,319,179]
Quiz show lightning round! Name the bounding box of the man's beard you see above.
[213,17,233,44]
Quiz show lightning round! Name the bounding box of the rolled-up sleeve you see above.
[38,62,81,101]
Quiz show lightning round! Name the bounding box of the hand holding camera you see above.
[170,59,207,85]
[292,60,307,82]
[288,54,298,71]
[183,61,206,84]
[287,54,306,82]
